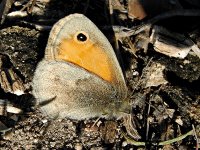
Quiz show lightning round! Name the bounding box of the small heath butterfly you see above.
[32,14,129,120]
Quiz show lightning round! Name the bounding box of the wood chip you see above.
[150,26,197,59]
[0,99,22,115]
[0,55,25,95]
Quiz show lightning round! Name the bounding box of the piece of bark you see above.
[150,26,200,59]
[6,11,28,20]
[0,55,25,95]
[0,99,22,116]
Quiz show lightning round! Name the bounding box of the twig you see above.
[128,9,200,36]
[192,124,199,150]
[122,129,194,146]
[146,98,151,141]
[20,0,36,13]
[158,130,193,146]
[19,21,52,31]
[111,9,200,38]
[121,131,145,146]
[108,0,114,25]
[91,117,101,128]
[27,0,36,14]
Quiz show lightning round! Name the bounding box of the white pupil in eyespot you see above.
[77,33,87,42]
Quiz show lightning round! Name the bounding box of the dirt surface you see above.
[0,0,200,149]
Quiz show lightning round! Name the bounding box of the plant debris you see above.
[0,0,199,149]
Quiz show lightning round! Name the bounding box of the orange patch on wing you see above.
[56,39,113,82]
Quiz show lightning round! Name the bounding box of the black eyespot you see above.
[77,33,87,42]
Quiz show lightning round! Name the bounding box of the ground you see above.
[0,0,199,149]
